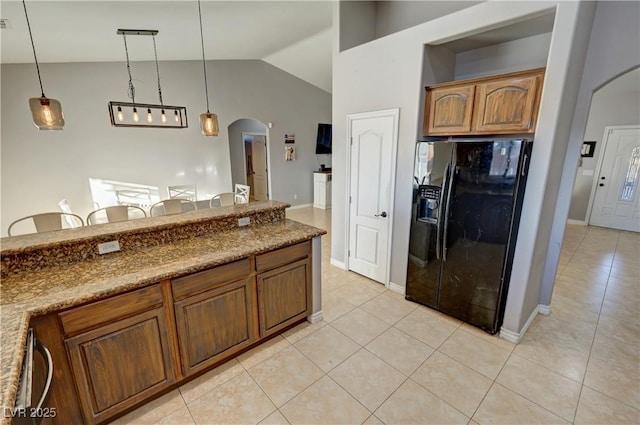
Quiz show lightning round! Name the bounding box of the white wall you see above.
[1,59,331,235]
[569,73,640,221]
[333,0,597,337]
[454,32,552,80]
[540,1,640,308]
[375,1,480,40]
[339,1,377,52]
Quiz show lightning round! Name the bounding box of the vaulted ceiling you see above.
[1,1,333,91]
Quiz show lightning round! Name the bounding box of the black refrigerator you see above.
[406,138,532,334]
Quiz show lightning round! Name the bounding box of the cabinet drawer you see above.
[172,258,251,300]
[256,241,310,271]
[59,285,163,336]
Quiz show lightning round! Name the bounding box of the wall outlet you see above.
[238,217,250,227]
[98,240,121,255]
[293,194,298,200]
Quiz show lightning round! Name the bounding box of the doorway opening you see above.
[227,119,270,202]
[568,67,640,231]
[243,133,269,201]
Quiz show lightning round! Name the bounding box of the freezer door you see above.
[406,142,453,308]
[438,140,522,332]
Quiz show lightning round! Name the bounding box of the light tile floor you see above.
[114,207,640,425]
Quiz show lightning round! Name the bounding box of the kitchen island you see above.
[0,201,326,424]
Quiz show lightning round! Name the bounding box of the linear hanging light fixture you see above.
[197,0,219,136]
[108,29,187,129]
[23,0,64,130]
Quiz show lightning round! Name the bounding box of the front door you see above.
[589,126,640,232]
[347,109,399,284]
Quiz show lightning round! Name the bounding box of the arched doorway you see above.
[227,119,270,201]
[568,67,640,230]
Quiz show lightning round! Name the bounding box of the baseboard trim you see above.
[538,304,551,315]
[330,258,346,270]
[307,310,324,323]
[287,203,313,211]
[567,219,586,226]
[388,281,405,295]
[499,304,541,344]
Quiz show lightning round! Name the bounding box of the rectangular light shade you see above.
[108,101,188,128]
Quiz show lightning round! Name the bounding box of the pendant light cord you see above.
[22,0,45,97]
[122,34,136,104]
[152,35,164,107]
[197,0,210,113]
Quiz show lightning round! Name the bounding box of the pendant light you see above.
[197,0,219,136]
[108,29,187,128]
[22,0,64,130]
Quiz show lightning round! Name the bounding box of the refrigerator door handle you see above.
[436,164,449,260]
[521,153,529,177]
[442,157,457,262]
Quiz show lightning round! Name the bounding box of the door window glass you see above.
[620,147,640,201]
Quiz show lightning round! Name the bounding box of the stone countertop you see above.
[1,200,291,254]
[0,218,326,414]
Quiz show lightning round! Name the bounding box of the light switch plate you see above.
[238,217,250,227]
[98,240,121,255]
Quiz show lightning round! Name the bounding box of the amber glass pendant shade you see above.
[199,112,219,136]
[28,96,64,130]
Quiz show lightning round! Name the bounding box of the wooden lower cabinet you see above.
[65,307,176,424]
[257,259,311,338]
[174,277,258,376]
[24,241,312,425]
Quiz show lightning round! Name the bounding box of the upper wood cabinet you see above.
[424,84,475,135]
[423,68,545,136]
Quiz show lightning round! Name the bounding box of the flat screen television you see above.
[315,123,332,154]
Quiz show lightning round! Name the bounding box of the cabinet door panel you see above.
[174,278,258,375]
[66,308,175,424]
[424,85,475,135]
[472,75,540,133]
[257,258,310,337]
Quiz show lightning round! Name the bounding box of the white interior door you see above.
[589,126,640,232]
[252,135,268,201]
[348,109,399,284]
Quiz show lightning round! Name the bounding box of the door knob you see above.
[375,211,387,218]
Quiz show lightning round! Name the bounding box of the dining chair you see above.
[168,184,197,202]
[86,205,147,225]
[234,184,250,204]
[7,212,84,236]
[149,199,197,217]
[209,193,235,208]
